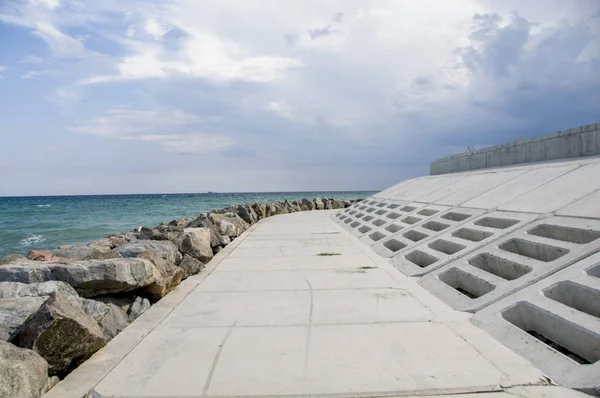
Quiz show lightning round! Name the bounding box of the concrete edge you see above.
[42,221,261,398]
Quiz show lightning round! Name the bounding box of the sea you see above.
[0,191,374,258]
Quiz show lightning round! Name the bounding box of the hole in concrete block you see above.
[385,224,403,233]
[344,218,353,224]
[358,226,372,234]
[350,221,361,228]
[439,267,495,299]
[339,215,347,220]
[400,206,417,212]
[359,206,367,210]
[452,228,493,242]
[375,209,387,215]
[349,210,357,215]
[383,239,407,252]
[369,231,386,242]
[363,215,374,222]
[543,281,600,319]
[368,201,377,205]
[387,212,401,220]
[586,264,600,278]
[405,250,439,268]
[356,213,365,218]
[418,208,439,216]
[502,302,598,364]
[499,239,569,262]
[528,224,600,244]
[377,202,387,208]
[401,216,421,225]
[403,230,429,242]
[387,204,400,209]
[422,221,450,232]
[475,217,519,229]
[366,208,376,213]
[441,212,471,222]
[468,253,531,281]
[373,219,386,227]
[428,239,466,255]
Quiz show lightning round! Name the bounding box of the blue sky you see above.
[0,0,599,195]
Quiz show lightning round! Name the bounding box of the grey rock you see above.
[252,203,267,219]
[114,240,181,267]
[0,281,77,299]
[0,254,27,265]
[127,297,150,322]
[236,204,258,224]
[186,214,227,248]
[94,295,133,312]
[0,297,46,341]
[314,197,325,210]
[0,341,49,398]
[16,293,106,376]
[99,304,129,342]
[46,376,60,392]
[178,254,205,278]
[300,199,315,211]
[47,245,121,261]
[178,228,213,264]
[209,213,249,238]
[0,258,156,298]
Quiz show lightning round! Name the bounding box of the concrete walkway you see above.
[47,211,587,398]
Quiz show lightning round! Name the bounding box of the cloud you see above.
[0,65,5,78]
[30,0,61,10]
[71,108,235,155]
[22,71,39,79]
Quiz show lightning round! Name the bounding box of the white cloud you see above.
[0,65,5,78]
[144,18,170,40]
[160,134,235,154]
[30,0,60,10]
[22,71,39,79]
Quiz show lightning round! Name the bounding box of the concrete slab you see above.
[56,211,558,398]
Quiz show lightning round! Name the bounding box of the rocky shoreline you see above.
[0,197,359,398]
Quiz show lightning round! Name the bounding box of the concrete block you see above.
[359,204,449,245]
[348,201,428,238]
[557,189,600,219]
[393,210,535,277]
[371,207,481,259]
[418,216,600,312]
[472,251,600,390]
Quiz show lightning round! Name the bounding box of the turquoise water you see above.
[0,192,373,258]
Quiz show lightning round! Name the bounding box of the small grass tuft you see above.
[358,266,377,270]
[317,252,341,256]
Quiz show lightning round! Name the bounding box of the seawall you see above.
[430,122,600,175]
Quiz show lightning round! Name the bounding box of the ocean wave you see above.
[35,204,51,208]
[20,234,46,246]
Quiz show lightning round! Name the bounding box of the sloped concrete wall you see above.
[431,122,600,175]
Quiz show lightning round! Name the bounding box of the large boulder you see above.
[98,304,128,342]
[0,254,27,265]
[178,228,213,264]
[251,203,267,220]
[114,240,181,267]
[178,254,205,279]
[0,281,77,299]
[282,200,297,213]
[186,214,227,248]
[16,293,106,376]
[314,197,325,210]
[0,341,49,398]
[127,297,151,322]
[0,258,156,298]
[208,213,249,238]
[43,245,121,261]
[0,297,46,342]
[300,199,316,211]
[236,204,258,225]
[26,250,76,262]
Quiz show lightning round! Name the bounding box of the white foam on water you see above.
[20,234,46,246]
[35,204,51,208]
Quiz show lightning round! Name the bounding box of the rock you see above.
[46,245,121,261]
[16,293,106,376]
[58,245,72,249]
[221,235,231,245]
[0,254,27,265]
[27,250,76,262]
[0,341,49,398]
[166,217,193,228]
[94,295,132,312]
[208,213,249,238]
[127,297,150,322]
[266,202,277,217]
[252,203,267,220]
[323,198,333,210]
[178,254,205,278]
[282,200,297,213]
[314,197,325,210]
[0,297,46,341]
[236,204,258,225]
[302,198,316,211]
[178,228,213,264]
[98,304,128,342]
[71,297,109,323]
[114,240,181,267]
[46,376,60,392]
[186,214,227,248]
[0,281,77,299]
[0,258,156,298]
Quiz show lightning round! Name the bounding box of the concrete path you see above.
[47,211,587,398]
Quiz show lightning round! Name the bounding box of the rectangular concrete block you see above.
[418,216,600,312]
[472,251,600,390]
[392,211,536,277]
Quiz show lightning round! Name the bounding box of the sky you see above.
[0,0,599,196]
